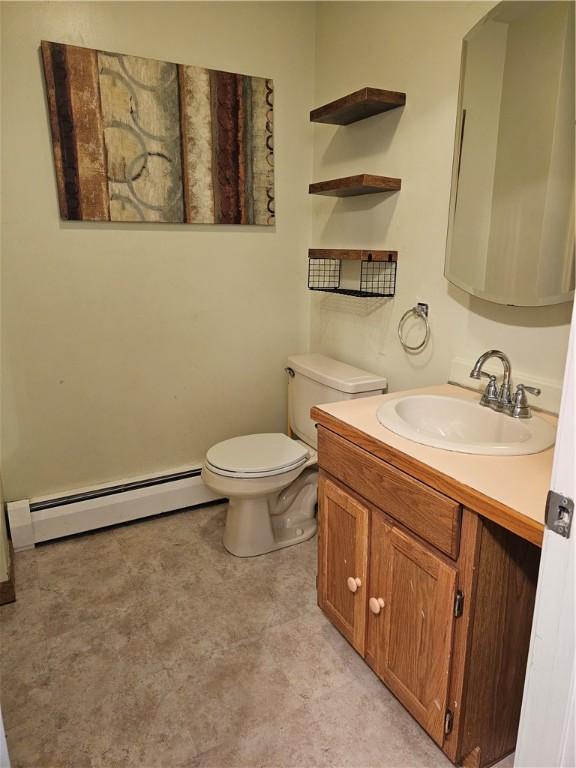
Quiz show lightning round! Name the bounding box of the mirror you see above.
[445,1,575,306]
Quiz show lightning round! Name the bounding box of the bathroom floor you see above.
[1,505,515,768]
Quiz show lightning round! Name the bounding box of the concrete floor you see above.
[1,504,515,768]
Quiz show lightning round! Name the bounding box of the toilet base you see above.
[223,505,316,557]
[222,470,318,557]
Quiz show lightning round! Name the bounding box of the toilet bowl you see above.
[202,433,318,557]
[202,354,387,557]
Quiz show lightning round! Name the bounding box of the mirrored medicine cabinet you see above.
[445,1,575,306]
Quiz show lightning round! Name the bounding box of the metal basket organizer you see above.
[308,251,397,298]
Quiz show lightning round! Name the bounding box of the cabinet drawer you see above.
[317,426,461,558]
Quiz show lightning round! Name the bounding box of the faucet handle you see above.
[510,383,541,418]
[479,374,499,407]
[516,384,541,397]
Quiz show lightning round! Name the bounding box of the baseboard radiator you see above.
[6,467,224,551]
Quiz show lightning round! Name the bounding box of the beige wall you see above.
[1,1,315,500]
[2,1,573,504]
[311,1,573,393]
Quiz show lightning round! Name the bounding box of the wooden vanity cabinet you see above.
[316,425,541,768]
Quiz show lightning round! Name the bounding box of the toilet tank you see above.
[287,354,387,449]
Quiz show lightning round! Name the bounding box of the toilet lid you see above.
[206,433,309,475]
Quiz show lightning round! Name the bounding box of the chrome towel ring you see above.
[398,303,430,352]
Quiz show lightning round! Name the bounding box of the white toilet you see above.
[202,354,386,557]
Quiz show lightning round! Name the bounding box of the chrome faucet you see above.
[469,350,541,418]
[469,350,513,411]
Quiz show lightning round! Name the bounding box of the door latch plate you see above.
[454,590,464,618]
[545,490,574,539]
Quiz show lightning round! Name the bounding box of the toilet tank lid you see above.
[287,354,387,394]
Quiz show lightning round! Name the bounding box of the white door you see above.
[515,306,575,767]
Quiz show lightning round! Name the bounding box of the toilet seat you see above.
[205,433,310,479]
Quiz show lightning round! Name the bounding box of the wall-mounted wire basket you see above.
[308,250,397,298]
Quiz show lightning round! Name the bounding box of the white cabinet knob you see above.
[347,576,362,593]
[369,597,385,615]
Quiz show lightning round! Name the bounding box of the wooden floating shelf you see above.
[308,249,398,262]
[309,174,401,197]
[311,87,406,125]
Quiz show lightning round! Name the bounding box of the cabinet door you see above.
[317,476,369,654]
[365,508,393,673]
[369,523,457,746]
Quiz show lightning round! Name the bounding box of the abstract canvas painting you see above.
[41,41,275,225]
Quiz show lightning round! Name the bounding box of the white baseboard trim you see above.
[7,467,223,552]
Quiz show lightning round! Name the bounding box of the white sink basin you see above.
[376,394,556,455]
